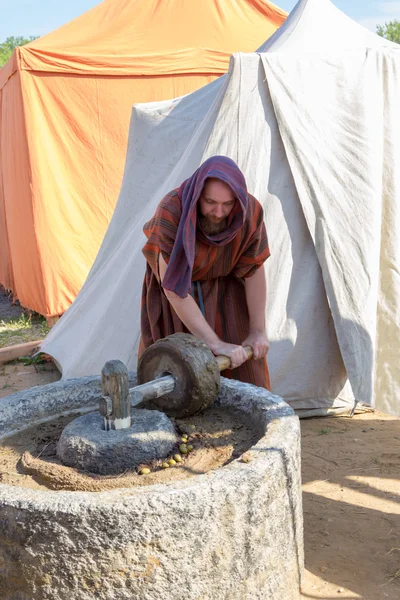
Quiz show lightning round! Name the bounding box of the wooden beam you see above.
[0,340,43,364]
[46,316,60,328]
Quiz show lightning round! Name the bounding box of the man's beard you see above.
[198,214,228,235]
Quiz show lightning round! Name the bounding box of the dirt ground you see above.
[0,364,399,599]
[0,361,61,393]
[300,411,400,600]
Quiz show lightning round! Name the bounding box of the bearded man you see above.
[140,155,271,388]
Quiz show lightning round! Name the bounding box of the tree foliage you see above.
[0,36,38,68]
[376,20,400,44]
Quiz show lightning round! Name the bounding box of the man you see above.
[140,155,270,388]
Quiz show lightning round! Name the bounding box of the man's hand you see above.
[208,341,249,370]
[242,330,270,360]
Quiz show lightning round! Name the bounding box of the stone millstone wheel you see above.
[137,333,220,418]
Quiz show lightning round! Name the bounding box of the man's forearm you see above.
[158,253,220,347]
[164,291,221,348]
[158,253,251,367]
[244,265,266,332]
[164,289,252,367]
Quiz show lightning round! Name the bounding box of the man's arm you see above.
[159,254,248,369]
[242,265,270,359]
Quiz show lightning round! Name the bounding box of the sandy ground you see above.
[0,362,61,393]
[299,411,400,600]
[0,364,399,599]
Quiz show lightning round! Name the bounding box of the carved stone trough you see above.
[0,374,303,600]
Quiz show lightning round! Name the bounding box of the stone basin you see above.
[0,374,303,600]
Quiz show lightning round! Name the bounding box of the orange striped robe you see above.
[140,189,271,389]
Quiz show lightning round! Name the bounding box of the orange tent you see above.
[0,0,286,318]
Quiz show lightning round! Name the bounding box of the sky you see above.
[1,0,400,43]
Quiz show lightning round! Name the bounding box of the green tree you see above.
[376,20,400,44]
[0,36,38,68]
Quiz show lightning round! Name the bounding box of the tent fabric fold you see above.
[18,47,237,77]
[0,0,286,317]
[41,0,400,417]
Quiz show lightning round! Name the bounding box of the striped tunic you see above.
[140,189,271,388]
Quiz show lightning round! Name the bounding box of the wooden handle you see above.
[215,346,253,372]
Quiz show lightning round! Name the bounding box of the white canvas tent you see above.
[41,0,400,418]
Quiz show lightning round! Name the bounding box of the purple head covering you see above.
[162,155,249,298]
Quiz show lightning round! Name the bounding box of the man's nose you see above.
[215,205,224,217]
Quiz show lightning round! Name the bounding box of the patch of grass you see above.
[18,353,48,366]
[317,427,332,436]
[0,314,50,348]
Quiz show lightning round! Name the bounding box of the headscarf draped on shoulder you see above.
[162,155,249,298]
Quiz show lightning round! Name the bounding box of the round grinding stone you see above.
[137,333,220,418]
[57,409,177,475]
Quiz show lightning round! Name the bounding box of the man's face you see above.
[198,178,236,234]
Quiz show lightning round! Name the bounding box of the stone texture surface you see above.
[0,376,303,600]
[57,409,178,474]
[0,372,138,441]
